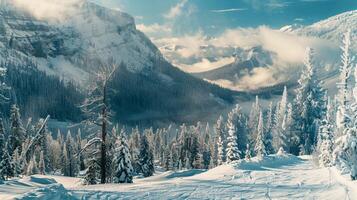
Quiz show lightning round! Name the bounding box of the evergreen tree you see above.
[76,129,86,171]
[12,148,22,176]
[336,30,353,133]
[9,104,25,155]
[113,135,133,183]
[215,116,226,164]
[163,146,172,171]
[333,62,357,180]
[217,135,225,165]
[292,48,326,155]
[248,96,261,147]
[255,112,267,158]
[138,134,155,177]
[83,158,98,185]
[265,102,275,154]
[0,147,14,180]
[273,86,288,152]
[226,109,241,163]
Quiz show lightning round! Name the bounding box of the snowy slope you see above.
[2,154,357,200]
[0,0,241,124]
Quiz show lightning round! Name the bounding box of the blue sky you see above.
[94,0,357,36]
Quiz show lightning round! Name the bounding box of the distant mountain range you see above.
[194,10,357,94]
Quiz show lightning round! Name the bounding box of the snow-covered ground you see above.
[1,154,356,200]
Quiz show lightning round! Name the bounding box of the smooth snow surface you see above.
[1,154,357,199]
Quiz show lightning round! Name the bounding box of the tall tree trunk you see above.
[100,86,107,184]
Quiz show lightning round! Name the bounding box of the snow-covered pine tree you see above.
[163,146,172,171]
[255,111,267,158]
[273,86,288,152]
[9,104,25,155]
[226,109,241,163]
[83,158,98,185]
[0,146,14,180]
[215,116,226,164]
[336,30,354,134]
[39,151,45,175]
[317,98,334,167]
[217,135,225,165]
[12,148,22,176]
[64,131,77,177]
[333,64,357,180]
[292,48,326,155]
[265,102,275,154]
[138,133,155,177]
[76,129,86,171]
[128,127,141,174]
[248,96,261,147]
[113,134,133,183]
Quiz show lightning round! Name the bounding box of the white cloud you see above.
[148,25,338,90]
[136,23,172,36]
[164,0,188,19]
[11,0,83,21]
[210,8,247,13]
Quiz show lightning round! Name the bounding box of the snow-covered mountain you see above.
[0,1,242,124]
[193,46,275,82]
[283,10,357,50]
[197,10,356,93]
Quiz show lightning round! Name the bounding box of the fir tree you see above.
[0,147,14,180]
[265,102,275,154]
[215,116,226,163]
[138,134,155,177]
[226,109,241,163]
[113,135,133,183]
[292,48,326,155]
[217,135,225,165]
[255,112,267,158]
[83,158,98,185]
[336,29,354,133]
[9,104,25,155]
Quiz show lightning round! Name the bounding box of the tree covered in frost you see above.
[83,158,98,185]
[80,64,118,183]
[248,96,261,147]
[336,30,354,134]
[273,86,289,152]
[255,111,267,158]
[138,133,155,177]
[113,134,133,183]
[334,63,357,180]
[9,104,25,155]
[317,97,334,167]
[292,48,326,155]
[265,102,275,154]
[0,146,14,180]
[217,135,225,165]
[215,116,226,163]
[226,107,241,163]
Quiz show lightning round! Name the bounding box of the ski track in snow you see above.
[1,155,357,200]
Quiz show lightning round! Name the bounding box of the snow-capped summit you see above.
[0,0,163,82]
[292,10,357,48]
[0,0,240,124]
